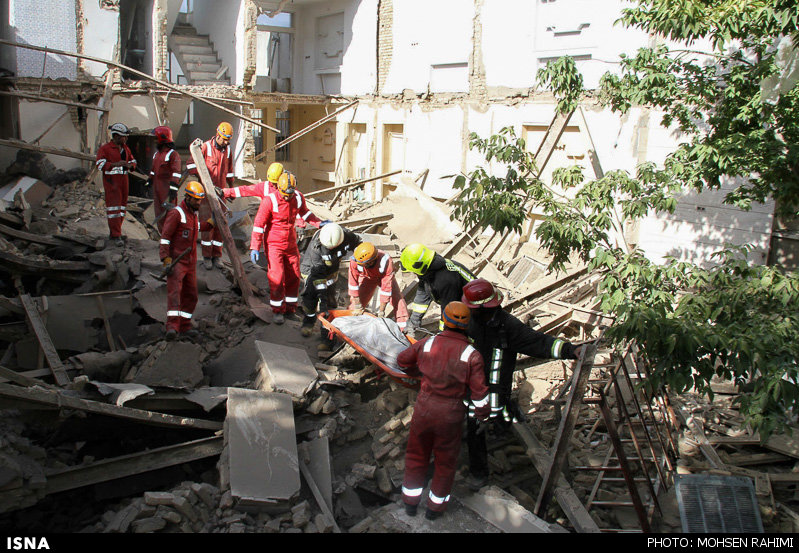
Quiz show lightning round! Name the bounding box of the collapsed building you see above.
[0,0,797,535]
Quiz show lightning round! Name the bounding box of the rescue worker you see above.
[223,162,284,202]
[348,242,410,329]
[225,171,322,324]
[461,278,584,490]
[95,123,136,247]
[399,243,476,334]
[187,122,235,270]
[299,223,361,351]
[398,301,489,520]
[159,181,215,341]
[148,125,182,233]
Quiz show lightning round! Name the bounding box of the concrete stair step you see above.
[182,53,219,64]
[188,70,222,80]
[172,34,211,46]
[185,62,222,73]
[174,44,216,55]
[194,79,231,85]
[171,24,198,36]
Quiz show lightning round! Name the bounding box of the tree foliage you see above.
[450,0,799,436]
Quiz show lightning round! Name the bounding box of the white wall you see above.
[82,1,121,77]
[293,0,376,96]
[18,102,81,171]
[191,0,244,84]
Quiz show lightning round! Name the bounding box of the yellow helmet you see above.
[216,122,233,140]
[353,242,377,266]
[277,171,296,198]
[267,162,284,183]
[185,181,206,200]
[400,243,435,276]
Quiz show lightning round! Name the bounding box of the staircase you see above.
[169,20,230,85]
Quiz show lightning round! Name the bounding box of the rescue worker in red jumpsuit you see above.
[159,181,215,341]
[95,123,136,247]
[348,241,409,329]
[461,278,584,490]
[187,122,235,270]
[398,301,490,520]
[148,125,182,233]
[223,171,321,325]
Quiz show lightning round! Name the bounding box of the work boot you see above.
[404,504,418,517]
[301,326,313,337]
[317,341,332,353]
[273,313,285,325]
[184,329,200,340]
[212,257,223,269]
[165,329,178,341]
[465,473,488,492]
[285,310,301,322]
[203,257,213,270]
[424,509,442,521]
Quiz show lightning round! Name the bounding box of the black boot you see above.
[404,504,418,516]
[425,509,442,521]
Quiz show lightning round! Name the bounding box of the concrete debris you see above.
[126,341,205,390]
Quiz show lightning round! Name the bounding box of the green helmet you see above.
[400,243,435,276]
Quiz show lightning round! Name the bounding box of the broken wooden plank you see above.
[0,39,278,134]
[255,100,358,161]
[0,364,50,388]
[190,138,272,324]
[336,213,394,229]
[762,430,799,461]
[18,294,70,387]
[459,486,565,533]
[297,441,341,533]
[724,452,791,467]
[0,367,78,386]
[0,223,69,246]
[512,422,601,533]
[0,383,222,430]
[535,343,596,516]
[44,436,223,496]
[0,138,96,162]
[506,266,589,314]
[304,170,402,199]
[0,89,109,112]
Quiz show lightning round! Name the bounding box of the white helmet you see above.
[319,223,344,249]
[109,123,130,136]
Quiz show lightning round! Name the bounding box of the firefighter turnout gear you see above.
[397,326,489,515]
[267,162,284,183]
[159,195,213,335]
[150,129,182,232]
[300,226,361,344]
[405,252,476,332]
[224,180,321,315]
[187,135,234,261]
[96,126,136,240]
[463,279,579,480]
[347,244,409,328]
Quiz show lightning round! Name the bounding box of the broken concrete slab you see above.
[196,264,231,293]
[297,437,333,513]
[226,388,300,508]
[457,485,569,533]
[0,177,52,210]
[128,342,204,390]
[89,381,154,406]
[205,335,262,387]
[69,350,133,382]
[254,341,318,399]
[185,387,228,412]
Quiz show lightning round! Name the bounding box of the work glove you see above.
[206,217,215,228]
[250,250,259,264]
[162,257,172,268]
[377,304,387,318]
[350,299,364,316]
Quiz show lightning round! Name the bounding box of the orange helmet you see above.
[442,301,470,330]
[353,242,377,266]
[462,278,503,309]
[153,125,173,144]
[277,171,296,198]
[216,122,233,140]
[185,181,206,200]
[267,162,284,183]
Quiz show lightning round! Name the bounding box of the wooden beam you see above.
[336,213,393,228]
[254,100,358,162]
[17,294,70,387]
[535,343,597,516]
[298,453,342,533]
[0,383,223,430]
[506,266,589,314]
[0,39,279,134]
[512,421,601,533]
[44,436,223,495]
[31,111,70,144]
[304,170,402,199]
[0,89,108,112]
[189,139,272,324]
[0,367,78,385]
[0,364,50,388]
[0,138,95,162]
[0,223,70,247]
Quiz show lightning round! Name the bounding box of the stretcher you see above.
[317,309,419,388]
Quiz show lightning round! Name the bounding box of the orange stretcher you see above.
[317,309,419,389]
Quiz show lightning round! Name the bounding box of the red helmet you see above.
[462,278,503,309]
[153,126,173,144]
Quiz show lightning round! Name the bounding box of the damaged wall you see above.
[7,0,78,80]
[191,0,245,85]
[81,0,121,76]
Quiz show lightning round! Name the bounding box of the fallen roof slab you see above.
[254,340,318,398]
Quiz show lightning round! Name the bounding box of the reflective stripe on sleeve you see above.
[253,227,264,234]
[160,239,170,245]
[409,302,428,314]
[460,345,475,362]
[552,339,564,358]
[422,336,435,352]
[472,394,489,408]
